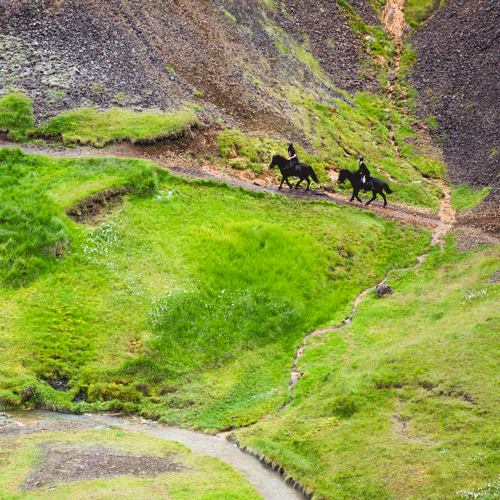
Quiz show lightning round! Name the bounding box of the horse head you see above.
[337,169,348,184]
[269,154,278,170]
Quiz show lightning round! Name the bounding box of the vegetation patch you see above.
[34,107,200,147]
[405,0,449,28]
[451,185,492,213]
[0,92,34,140]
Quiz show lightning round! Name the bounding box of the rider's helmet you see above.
[287,141,293,146]
[358,155,364,161]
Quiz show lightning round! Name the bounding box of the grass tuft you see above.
[451,185,491,212]
[0,92,34,139]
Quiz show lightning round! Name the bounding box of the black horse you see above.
[269,154,320,191]
[338,169,393,207]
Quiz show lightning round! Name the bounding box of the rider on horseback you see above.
[287,141,299,169]
[357,156,372,192]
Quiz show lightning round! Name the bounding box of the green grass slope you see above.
[0,149,429,436]
[234,239,500,499]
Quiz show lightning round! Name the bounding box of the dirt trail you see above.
[0,138,443,231]
[278,253,428,413]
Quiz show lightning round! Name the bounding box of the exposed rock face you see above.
[381,0,409,41]
[410,0,500,190]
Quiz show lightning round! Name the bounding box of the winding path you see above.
[0,137,448,232]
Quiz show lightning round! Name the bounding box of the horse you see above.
[338,169,393,207]
[269,154,320,191]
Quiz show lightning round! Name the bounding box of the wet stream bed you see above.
[5,410,306,500]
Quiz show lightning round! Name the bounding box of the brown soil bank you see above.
[410,0,500,190]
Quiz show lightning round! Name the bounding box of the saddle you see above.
[361,175,373,192]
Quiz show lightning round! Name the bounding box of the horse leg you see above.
[380,191,387,207]
[305,177,311,191]
[285,176,293,189]
[354,189,363,203]
[295,178,303,189]
[365,191,377,205]
[278,178,284,189]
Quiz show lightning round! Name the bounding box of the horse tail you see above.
[310,168,320,184]
[383,183,393,194]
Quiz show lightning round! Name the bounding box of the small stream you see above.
[6,410,306,500]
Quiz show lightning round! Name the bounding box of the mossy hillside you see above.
[337,0,418,105]
[234,240,500,499]
[0,148,159,287]
[214,6,442,210]
[217,3,443,205]
[0,428,262,500]
[0,150,430,433]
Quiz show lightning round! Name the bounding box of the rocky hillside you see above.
[0,0,377,140]
[410,0,500,192]
[1,0,499,204]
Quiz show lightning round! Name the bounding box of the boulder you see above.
[375,283,394,298]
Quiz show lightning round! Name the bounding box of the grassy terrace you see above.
[0,92,199,147]
[34,107,200,147]
[0,149,428,430]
